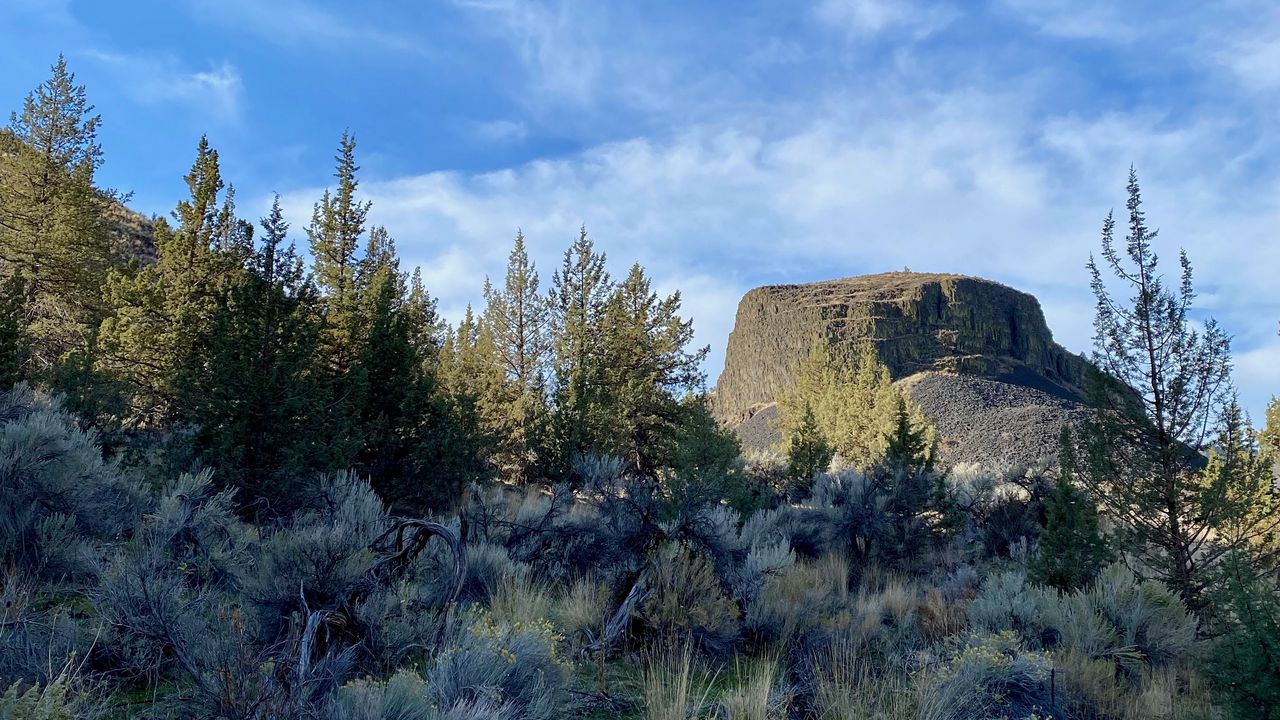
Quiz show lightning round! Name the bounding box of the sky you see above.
[2,0,1278,419]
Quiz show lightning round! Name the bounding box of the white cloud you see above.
[999,0,1137,42]
[86,51,243,122]
[815,0,957,39]
[453,0,605,104]
[185,0,424,54]
[472,119,528,144]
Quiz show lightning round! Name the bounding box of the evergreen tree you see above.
[480,231,553,483]
[668,394,748,511]
[597,263,708,474]
[0,55,116,383]
[305,132,373,469]
[776,340,930,470]
[1206,551,1280,719]
[1078,169,1277,612]
[0,270,27,388]
[1262,396,1279,465]
[1030,428,1111,591]
[189,196,324,513]
[549,227,612,470]
[786,399,833,489]
[98,137,240,427]
[308,130,371,375]
[883,392,934,472]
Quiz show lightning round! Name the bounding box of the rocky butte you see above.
[714,271,1091,470]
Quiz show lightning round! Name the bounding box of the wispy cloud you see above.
[453,0,605,104]
[86,51,244,122]
[999,0,1138,42]
[815,0,957,39]
[275,64,1280,416]
[472,119,528,144]
[184,0,425,54]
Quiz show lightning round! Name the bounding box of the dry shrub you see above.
[641,543,740,654]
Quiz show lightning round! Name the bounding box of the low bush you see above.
[640,543,740,655]
[918,632,1059,720]
[424,610,571,720]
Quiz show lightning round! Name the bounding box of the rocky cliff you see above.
[715,272,1090,469]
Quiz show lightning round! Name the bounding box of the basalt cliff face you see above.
[715,272,1090,469]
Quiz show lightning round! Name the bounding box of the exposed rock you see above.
[715,272,1090,470]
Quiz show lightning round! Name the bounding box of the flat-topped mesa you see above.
[714,271,1088,425]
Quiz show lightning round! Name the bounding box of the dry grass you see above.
[552,576,610,639]
[719,656,781,720]
[813,640,917,720]
[488,573,553,627]
[641,642,717,720]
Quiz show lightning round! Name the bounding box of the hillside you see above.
[715,272,1090,469]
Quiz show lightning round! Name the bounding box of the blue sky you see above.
[3,0,1278,419]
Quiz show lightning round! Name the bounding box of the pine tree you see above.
[0,55,116,382]
[549,226,612,469]
[1077,169,1276,612]
[480,231,553,483]
[1030,428,1111,590]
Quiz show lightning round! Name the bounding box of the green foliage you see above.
[776,341,931,473]
[0,272,28,388]
[1030,429,1111,591]
[0,56,116,389]
[98,136,244,428]
[1205,554,1280,719]
[1078,169,1275,612]
[0,670,94,720]
[784,400,831,490]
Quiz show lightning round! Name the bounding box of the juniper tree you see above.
[308,130,371,376]
[596,263,708,475]
[1030,429,1111,591]
[98,137,242,427]
[0,271,27,388]
[480,232,553,483]
[1078,169,1278,612]
[776,340,930,471]
[0,55,116,381]
[786,399,833,488]
[190,196,325,512]
[549,227,612,470]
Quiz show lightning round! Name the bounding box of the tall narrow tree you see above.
[0,55,115,382]
[550,226,612,468]
[481,231,553,483]
[1077,169,1275,612]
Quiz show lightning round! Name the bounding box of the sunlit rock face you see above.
[715,271,1090,469]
